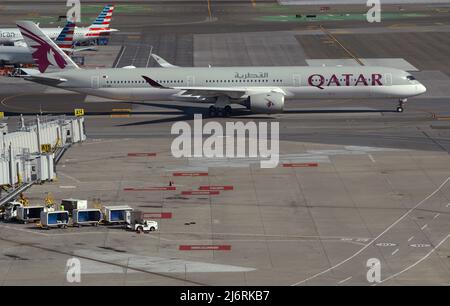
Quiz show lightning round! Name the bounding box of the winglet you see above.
[142,75,169,88]
[151,54,178,68]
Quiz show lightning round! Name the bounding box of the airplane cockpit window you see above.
[407,75,416,81]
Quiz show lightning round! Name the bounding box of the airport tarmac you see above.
[0,1,450,285]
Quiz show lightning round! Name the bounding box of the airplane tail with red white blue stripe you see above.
[55,21,75,49]
[89,4,115,31]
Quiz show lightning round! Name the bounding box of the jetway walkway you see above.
[0,115,86,205]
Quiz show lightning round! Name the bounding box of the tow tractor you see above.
[125,211,158,233]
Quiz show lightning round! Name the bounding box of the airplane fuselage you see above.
[0,27,99,44]
[39,66,427,103]
[0,46,34,65]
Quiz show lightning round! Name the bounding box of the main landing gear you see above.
[208,105,233,117]
[397,98,407,113]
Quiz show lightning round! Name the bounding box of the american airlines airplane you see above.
[16,21,427,116]
[0,22,93,66]
[0,4,116,45]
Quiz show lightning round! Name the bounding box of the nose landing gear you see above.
[397,98,407,113]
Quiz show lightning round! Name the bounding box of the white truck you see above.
[125,211,158,233]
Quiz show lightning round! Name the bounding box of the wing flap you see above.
[142,75,246,98]
[141,75,286,99]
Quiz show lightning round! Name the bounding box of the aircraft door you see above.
[384,73,392,86]
[187,75,195,87]
[293,74,302,87]
[91,76,99,89]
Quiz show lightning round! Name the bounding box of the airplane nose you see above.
[417,83,427,95]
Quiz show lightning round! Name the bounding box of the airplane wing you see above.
[142,75,284,99]
[151,54,179,68]
[96,28,119,33]
[19,68,41,76]
[60,46,98,53]
[13,40,27,46]
[24,75,67,85]
[177,88,247,99]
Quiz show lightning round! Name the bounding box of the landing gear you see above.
[208,105,233,117]
[208,105,217,117]
[223,105,232,117]
[397,98,407,113]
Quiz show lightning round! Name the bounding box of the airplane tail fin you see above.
[55,21,75,50]
[89,4,115,31]
[16,20,80,73]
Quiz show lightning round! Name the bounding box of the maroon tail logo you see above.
[266,99,274,108]
[17,24,68,73]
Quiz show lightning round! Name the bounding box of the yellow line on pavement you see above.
[320,25,364,66]
[207,0,212,19]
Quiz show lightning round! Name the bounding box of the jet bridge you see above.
[0,115,86,205]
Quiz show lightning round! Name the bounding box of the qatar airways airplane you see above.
[0,4,116,45]
[16,21,426,116]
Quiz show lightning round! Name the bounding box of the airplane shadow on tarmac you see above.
[117,101,397,127]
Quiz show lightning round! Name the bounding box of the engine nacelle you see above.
[248,92,285,114]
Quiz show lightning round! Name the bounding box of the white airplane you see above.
[0,4,117,45]
[0,22,95,67]
[17,20,427,115]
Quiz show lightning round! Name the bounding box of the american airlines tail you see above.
[55,21,75,49]
[16,20,79,73]
[89,4,115,31]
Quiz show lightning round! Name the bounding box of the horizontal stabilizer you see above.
[24,75,67,85]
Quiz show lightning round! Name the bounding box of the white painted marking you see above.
[338,276,352,284]
[145,45,153,68]
[163,231,370,240]
[356,238,370,243]
[421,224,428,230]
[58,171,82,183]
[291,176,450,286]
[408,236,414,242]
[433,213,440,220]
[391,248,399,256]
[84,139,132,146]
[410,243,431,248]
[59,185,77,189]
[114,46,127,68]
[379,234,450,284]
[368,154,376,163]
[376,242,397,247]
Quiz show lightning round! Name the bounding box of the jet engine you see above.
[247,92,285,114]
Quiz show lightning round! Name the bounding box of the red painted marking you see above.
[199,186,234,191]
[179,245,231,251]
[173,172,208,177]
[181,190,220,196]
[143,212,172,219]
[282,163,318,168]
[124,187,176,191]
[128,153,156,157]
